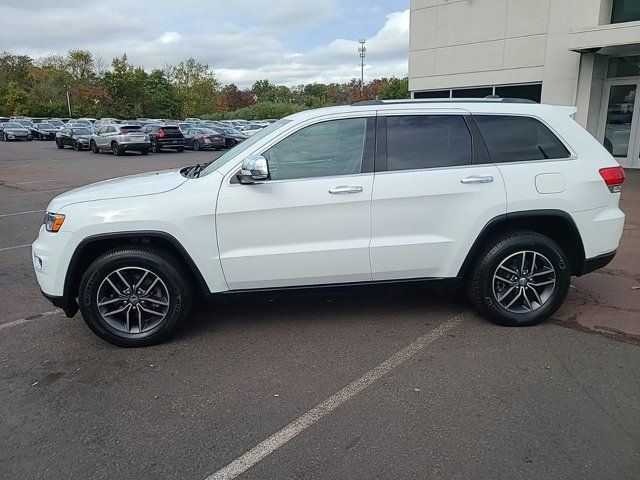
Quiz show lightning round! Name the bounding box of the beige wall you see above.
[409,0,610,132]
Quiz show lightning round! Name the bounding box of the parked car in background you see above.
[0,121,32,141]
[178,122,194,132]
[0,117,10,123]
[56,126,95,150]
[78,117,97,124]
[142,124,185,153]
[183,128,225,151]
[31,123,59,140]
[47,119,65,130]
[214,126,247,148]
[240,123,266,137]
[263,119,278,124]
[185,117,202,123]
[90,124,151,156]
[13,118,34,129]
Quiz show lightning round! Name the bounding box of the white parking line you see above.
[0,244,31,253]
[0,209,43,218]
[205,313,465,480]
[0,309,62,331]
[14,180,55,185]
[0,188,68,198]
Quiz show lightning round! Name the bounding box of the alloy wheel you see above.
[96,267,170,334]
[492,250,556,314]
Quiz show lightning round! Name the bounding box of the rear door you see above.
[370,111,506,280]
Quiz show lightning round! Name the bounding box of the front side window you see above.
[262,118,368,181]
[474,115,571,163]
[385,115,472,171]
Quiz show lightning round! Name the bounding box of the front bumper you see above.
[41,291,79,318]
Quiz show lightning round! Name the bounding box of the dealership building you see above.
[409,0,640,169]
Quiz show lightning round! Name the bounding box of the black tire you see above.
[73,141,81,151]
[468,230,571,327]
[192,140,200,151]
[140,149,149,155]
[90,140,99,153]
[111,142,121,156]
[78,246,193,347]
[151,140,160,153]
[176,147,184,152]
[1,133,6,141]
[38,133,42,140]
[56,139,64,149]
[226,139,236,149]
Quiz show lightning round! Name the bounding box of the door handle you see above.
[460,175,494,184]
[329,185,363,194]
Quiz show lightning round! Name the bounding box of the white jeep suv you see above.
[32,99,626,347]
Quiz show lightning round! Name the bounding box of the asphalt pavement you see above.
[1,140,639,480]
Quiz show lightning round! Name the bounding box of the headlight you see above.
[79,138,89,143]
[44,212,65,233]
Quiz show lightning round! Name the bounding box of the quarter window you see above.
[263,118,368,181]
[474,115,571,163]
[385,115,472,171]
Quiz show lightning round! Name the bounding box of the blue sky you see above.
[0,0,409,87]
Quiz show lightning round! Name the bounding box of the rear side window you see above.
[474,115,571,163]
[385,115,472,171]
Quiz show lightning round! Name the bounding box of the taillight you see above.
[599,166,625,193]
[157,129,165,138]
[119,129,128,135]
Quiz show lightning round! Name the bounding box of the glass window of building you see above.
[611,0,640,24]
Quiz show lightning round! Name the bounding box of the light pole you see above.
[65,87,72,117]
[358,39,366,87]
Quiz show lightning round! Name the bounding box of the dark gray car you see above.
[0,122,32,141]
[183,128,225,151]
[56,126,94,150]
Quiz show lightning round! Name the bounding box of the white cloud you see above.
[0,1,409,87]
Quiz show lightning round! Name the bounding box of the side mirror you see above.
[237,155,269,184]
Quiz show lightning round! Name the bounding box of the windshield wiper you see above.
[185,161,213,178]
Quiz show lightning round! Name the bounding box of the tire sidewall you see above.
[472,233,571,326]
[79,250,190,346]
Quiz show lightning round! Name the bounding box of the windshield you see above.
[200,119,291,177]
[72,128,93,135]
[40,123,54,129]
[48,120,63,126]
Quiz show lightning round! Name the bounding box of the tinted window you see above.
[452,87,493,98]
[263,118,367,181]
[413,90,450,99]
[120,125,142,132]
[474,115,571,163]
[612,0,640,23]
[495,84,542,103]
[385,115,472,171]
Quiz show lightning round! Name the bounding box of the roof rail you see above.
[351,97,537,106]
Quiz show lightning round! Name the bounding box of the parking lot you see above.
[1,140,639,479]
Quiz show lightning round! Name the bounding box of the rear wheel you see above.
[151,140,160,153]
[140,149,149,155]
[226,139,236,149]
[192,140,201,151]
[468,231,570,327]
[176,147,184,153]
[78,247,192,347]
[111,142,121,156]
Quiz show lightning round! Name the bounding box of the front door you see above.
[599,79,640,168]
[216,116,375,290]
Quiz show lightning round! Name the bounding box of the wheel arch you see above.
[64,231,210,304]
[457,210,586,278]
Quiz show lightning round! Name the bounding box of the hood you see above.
[73,134,92,140]
[47,169,188,212]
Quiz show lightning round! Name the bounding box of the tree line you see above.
[0,50,409,120]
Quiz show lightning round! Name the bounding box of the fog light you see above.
[34,255,43,271]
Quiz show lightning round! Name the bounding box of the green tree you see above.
[4,81,29,115]
[377,77,409,100]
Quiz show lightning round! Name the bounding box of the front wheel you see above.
[90,141,99,153]
[176,147,184,153]
[468,231,571,327]
[56,139,64,149]
[192,140,200,151]
[78,247,192,347]
[73,141,81,151]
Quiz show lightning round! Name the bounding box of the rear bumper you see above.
[120,142,151,151]
[158,139,185,149]
[580,251,616,276]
